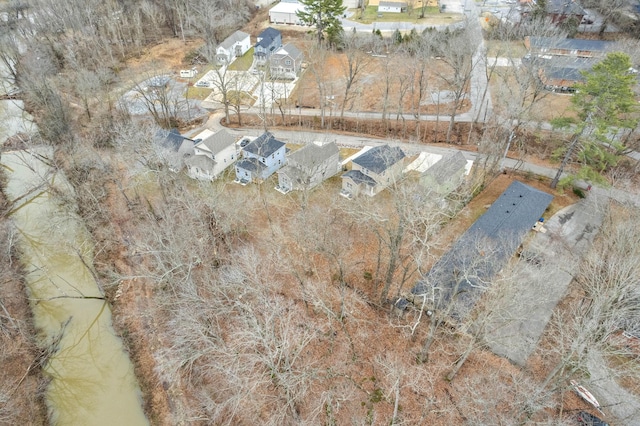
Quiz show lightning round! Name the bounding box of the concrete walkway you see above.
[485,193,608,366]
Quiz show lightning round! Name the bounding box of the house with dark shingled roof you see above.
[254,27,282,65]
[235,132,286,184]
[405,180,553,320]
[341,145,406,198]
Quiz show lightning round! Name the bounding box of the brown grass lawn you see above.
[292,52,471,115]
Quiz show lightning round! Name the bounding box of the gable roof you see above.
[219,30,250,50]
[288,142,338,167]
[196,129,237,155]
[236,157,266,173]
[352,145,405,174]
[256,27,281,48]
[342,170,377,186]
[423,151,467,185]
[185,154,215,171]
[527,37,614,54]
[243,132,285,157]
[411,181,553,320]
[274,43,303,61]
[156,128,190,151]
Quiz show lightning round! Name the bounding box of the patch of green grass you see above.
[228,47,255,71]
[186,86,212,100]
[350,6,442,24]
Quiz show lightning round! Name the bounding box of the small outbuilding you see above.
[378,1,408,13]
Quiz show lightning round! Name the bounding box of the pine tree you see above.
[550,52,638,188]
[297,0,346,46]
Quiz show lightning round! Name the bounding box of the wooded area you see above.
[1,0,640,423]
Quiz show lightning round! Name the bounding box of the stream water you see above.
[1,147,148,425]
[2,57,148,424]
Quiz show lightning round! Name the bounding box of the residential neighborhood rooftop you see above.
[219,30,250,50]
[275,43,303,60]
[342,169,377,186]
[527,36,615,54]
[352,145,405,174]
[197,129,237,155]
[423,151,467,185]
[243,132,285,158]
[288,142,338,166]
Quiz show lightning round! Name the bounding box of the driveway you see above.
[485,194,607,366]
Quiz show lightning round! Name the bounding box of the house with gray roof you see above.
[420,151,468,196]
[524,37,614,59]
[276,142,340,193]
[185,129,238,180]
[524,37,614,91]
[341,145,405,198]
[254,27,282,64]
[269,43,304,80]
[216,30,251,65]
[407,181,553,320]
[154,128,195,172]
[235,132,286,184]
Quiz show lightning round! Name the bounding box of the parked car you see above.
[576,411,608,426]
[581,16,594,24]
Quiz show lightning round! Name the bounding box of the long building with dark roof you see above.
[409,181,553,320]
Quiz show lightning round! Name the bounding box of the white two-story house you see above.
[185,129,238,180]
[216,30,251,65]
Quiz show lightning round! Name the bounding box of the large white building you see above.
[269,0,305,24]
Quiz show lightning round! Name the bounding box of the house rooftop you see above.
[256,27,281,48]
[423,151,467,185]
[352,145,405,174]
[527,37,614,54]
[243,132,285,157]
[237,157,266,173]
[156,128,190,152]
[274,43,303,60]
[185,154,215,170]
[196,129,237,155]
[342,169,377,187]
[288,142,338,167]
[219,30,249,50]
[411,181,553,320]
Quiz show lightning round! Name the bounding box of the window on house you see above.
[271,153,275,159]
[285,59,291,65]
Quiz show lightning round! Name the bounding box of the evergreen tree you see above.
[550,52,638,188]
[297,0,346,46]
